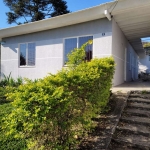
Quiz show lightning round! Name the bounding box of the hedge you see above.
[2,41,115,150]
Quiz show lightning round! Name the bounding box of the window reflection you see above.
[79,36,93,61]
[65,38,77,63]
[28,43,35,66]
[20,44,26,66]
[20,43,36,66]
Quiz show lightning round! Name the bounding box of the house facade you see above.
[1,0,149,86]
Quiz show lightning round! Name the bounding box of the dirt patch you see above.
[78,92,129,150]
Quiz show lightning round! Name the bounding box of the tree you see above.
[143,42,150,48]
[3,0,70,25]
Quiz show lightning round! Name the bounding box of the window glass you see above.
[79,36,93,61]
[20,44,26,66]
[28,43,35,66]
[65,38,77,63]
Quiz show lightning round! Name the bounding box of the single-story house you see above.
[0,0,150,86]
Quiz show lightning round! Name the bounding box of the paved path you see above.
[112,80,150,93]
[108,92,150,150]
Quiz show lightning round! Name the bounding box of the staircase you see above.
[108,92,150,150]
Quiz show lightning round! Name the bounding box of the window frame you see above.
[63,35,93,65]
[18,42,36,68]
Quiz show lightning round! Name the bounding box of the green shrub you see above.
[3,41,115,150]
[0,103,27,150]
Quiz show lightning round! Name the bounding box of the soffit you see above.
[111,0,150,55]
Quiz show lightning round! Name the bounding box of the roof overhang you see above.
[0,0,150,56]
[0,1,114,41]
[111,0,150,55]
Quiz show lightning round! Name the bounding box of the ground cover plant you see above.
[1,41,115,150]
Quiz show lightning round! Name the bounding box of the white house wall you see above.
[112,19,138,86]
[139,55,150,73]
[93,32,112,58]
[1,18,112,80]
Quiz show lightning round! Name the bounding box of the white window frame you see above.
[19,42,36,68]
[63,35,93,65]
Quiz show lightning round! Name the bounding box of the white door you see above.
[124,48,127,81]
[131,56,134,80]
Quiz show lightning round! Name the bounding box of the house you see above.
[0,0,150,86]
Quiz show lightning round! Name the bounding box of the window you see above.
[64,36,93,64]
[19,43,36,66]
[64,38,77,62]
[79,36,93,61]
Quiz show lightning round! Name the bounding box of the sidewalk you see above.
[112,80,150,93]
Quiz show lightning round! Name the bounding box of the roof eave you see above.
[0,1,115,40]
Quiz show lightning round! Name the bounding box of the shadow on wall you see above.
[2,44,17,53]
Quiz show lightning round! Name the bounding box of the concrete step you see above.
[124,108,150,118]
[128,97,150,104]
[121,116,150,126]
[130,93,150,99]
[112,133,150,150]
[117,122,150,136]
[128,102,150,110]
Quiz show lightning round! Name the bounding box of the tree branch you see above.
[46,6,53,16]
[22,15,28,23]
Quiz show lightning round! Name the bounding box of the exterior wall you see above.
[1,18,112,80]
[139,55,150,73]
[112,19,138,86]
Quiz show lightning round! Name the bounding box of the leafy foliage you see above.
[0,103,27,150]
[0,72,23,87]
[3,0,70,24]
[143,42,150,48]
[66,40,93,67]
[2,41,115,149]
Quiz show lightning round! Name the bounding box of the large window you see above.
[19,43,36,66]
[64,36,93,63]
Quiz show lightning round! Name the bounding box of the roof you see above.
[0,1,114,40]
[111,0,150,55]
[1,0,150,56]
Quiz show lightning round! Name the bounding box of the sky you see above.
[0,0,113,29]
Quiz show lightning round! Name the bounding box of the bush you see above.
[3,41,115,150]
